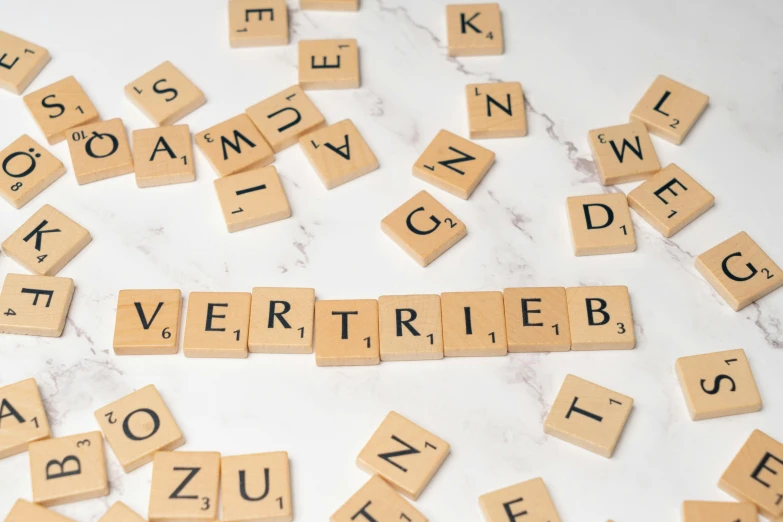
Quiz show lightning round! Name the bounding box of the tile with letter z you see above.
[0,31,50,94]
[125,61,205,126]
[0,378,50,459]
[0,134,65,209]
[215,166,291,232]
[631,75,709,145]
[221,451,292,522]
[446,3,504,56]
[479,477,562,522]
[149,451,221,522]
[314,299,379,366]
[0,273,74,337]
[23,76,99,145]
[331,475,427,522]
[588,121,660,185]
[566,286,634,350]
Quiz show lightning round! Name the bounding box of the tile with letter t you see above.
[466,81,526,139]
[248,287,315,354]
[215,166,291,233]
[314,299,379,366]
[149,451,221,522]
[246,85,326,153]
[0,378,50,459]
[588,121,660,185]
[379,294,444,361]
[544,374,633,458]
[229,0,289,47]
[682,500,757,522]
[300,119,378,189]
[67,118,134,185]
[98,502,147,522]
[0,273,74,337]
[567,193,635,256]
[631,75,709,145]
[479,477,562,522]
[23,76,100,145]
[132,125,195,188]
[441,291,507,357]
[113,289,181,355]
[298,39,360,89]
[125,61,206,126]
[331,475,427,522]
[566,286,634,350]
[196,114,274,177]
[0,31,50,94]
[4,500,77,522]
[183,292,251,358]
[221,451,292,522]
[503,287,571,352]
[446,3,504,56]
[0,134,65,209]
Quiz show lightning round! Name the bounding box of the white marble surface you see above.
[1,0,783,520]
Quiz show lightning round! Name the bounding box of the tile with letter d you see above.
[479,477,562,522]
[125,61,205,126]
[298,39,360,90]
[0,134,65,209]
[588,121,660,185]
[566,286,634,350]
[441,291,507,356]
[113,289,181,355]
[4,500,76,522]
[315,299,379,366]
[503,287,571,352]
[682,500,757,522]
[248,287,315,354]
[0,273,74,337]
[300,119,378,189]
[229,0,289,47]
[221,451,292,522]
[379,294,444,361]
[67,118,134,185]
[0,31,50,94]
[132,125,195,188]
[0,378,50,459]
[214,166,291,232]
[567,193,635,256]
[184,292,251,358]
[466,81,526,139]
[631,75,709,145]
[149,451,221,522]
[23,76,100,145]
[98,502,147,522]
[196,114,274,177]
[246,85,326,153]
[446,3,504,56]
[331,475,427,522]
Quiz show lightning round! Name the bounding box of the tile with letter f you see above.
[0,31,50,94]
[588,121,660,185]
[0,378,50,459]
[221,451,292,522]
[0,273,74,337]
[331,475,427,522]
[479,477,562,522]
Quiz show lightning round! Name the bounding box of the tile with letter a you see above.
[466,82,526,139]
[503,287,571,352]
[299,119,378,189]
[0,378,50,459]
[631,75,709,145]
[214,166,291,232]
[567,193,636,256]
[298,39,360,90]
[378,294,444,361]
[67,118,134,185]
[183,292,251,358]
[0,134,65,209]
[479,477,562,522]
[0,273,74,337]
[248,287,315,354]
[682,500,757,522]
[23,76,100,145]
[4,500,77,522]
[246,85,326,153]
[588,121,660,185]
[331,475,427,522]
[695,232,783,311]
[229,0,289,47]
[113,289,181,355]
[196,114,274,177]
[441,291,507,357]
[149,451,221,522]
[132,125,195,188]
[446,3,504,56]
[125,61,206,126]
[0,31,50,94]
[221,451,292,522]
[566,286,634,350]
[314,299,379,366]
[98,502,147,522]
[357,411,450,500]
[544,375,633,458]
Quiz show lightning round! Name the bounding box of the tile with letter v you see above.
[113,289,181,355]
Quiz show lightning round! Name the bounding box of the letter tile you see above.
[567,193,635,256]
[113,289,181,355]
[378,294,444,361]
[314,299,379,366]
[67,118,134,185]
[229,0,289,47]
[214,166,291,232]
[631,75,709,145]
[125,61,205,126]
[183,292,251,358]
[246,85,326,153]
[302,0,359,10]
[441,291,507,357]
[149,451,221,522]
[682,500,757,522]
[4,500,76,522]
[446,3,504,56]
[248,287,315,354]
[479,477,561,522]
[466,82,526,139]
[299,119,378,189]
[503,287,571,352]
[0,135,65,209]
[0,31,50,94]
[331,475,427,522]
[131,125,195,188]
[0,273,75,337]
[298,39,360,90]
[0,378,50,459]
[565,286,634,350]
[98,502,147,522]
[196,114,274,177]
[588,121,660,185]
[23,76,100,145]
[221,451,292,522]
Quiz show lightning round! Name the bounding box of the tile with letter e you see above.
[544,375,633,458]
[215,166,291,232]
[246,85,326,153]
[314,299,379,366]
[331,475,427,522]
[0,134,65,209]
[566,286,634,350]
[695,232,783,311]
[113,289,181,355]
[98,502,147,522]
[0,378,50,459]
[0,31,50,94]
[221,451,292,522]
[67,118,134,185]
[132,125,195,188]
[379,294,443,361]
[503,287,570,352]
[298,39,360,90]
[682,500,757,522]
[466,82,526,139]
[125,61,205,126]
[446,3,503,56]
[441,291,507,357]
[248,287,315,354]
[229,0,289,47]
[631,75,709,145]
[357,411,450,500]
[196,114,274,177]
[479,477,561,522]
[23,76,99,145]
[300,119,378,189]
[149,451,221,522]
[567,193,635,256]
[0,273,74,337]
[302,0,359,10]
[4,500,77,522]
[183,292,251,358]
[588,121,660,185]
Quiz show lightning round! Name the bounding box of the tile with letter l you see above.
[479,477,562,522]
[298,39,360,90]
[214,166,291,233]
[681,500,757,522]
[446,3,504,56]
[113,289,181,355]
[229,0,289,47]
[503,287,571,352]
[246,85,326,153]
[466,81,526,139]
[0,273,74,337]
[588,121,660,185]
[379,294,444,361]
[314,299,379,366]
[441,291,507,357]
[148,451,221,522]
[630,75,709,145]
[4,500,77,522]
[196,113,274,177]
[0,31,50,94]
[248,287,315,354]
[566,286,634,350]
[300,119,378,189]
[221,451,292,522]
[67,118,134,185]
[132,125,195,188]
[0,134,65,209]
[567,193,635,256]
[331,475,427,522]
[0,378,50,459]
[23,76,100,145]
[183,292,251,358]
[124,61,206,126]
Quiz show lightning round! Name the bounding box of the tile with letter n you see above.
[229,0,289,47]
[196,114,274,177]
[544,375,633,458]
[566,286,634,350]
[588,121,660,185]
[4,500,77,522]
[149,451,221,522]
[246,85,326,153]
[441,291,507,357]
[503,287,571,353]
[248,287,315,354]
[314,299,379,366]
[124,61,206,126]
[466,81,526,139]
[300,119,378,189]
[0,378,50,459]
[631,75,709,145]
[298,39,360,90]
[221,451,292,522]
[183,292,251,358]
[567,193,635,256]
[357,411,450,500]
[446,3,504,56]
[132,125,195,188]
[67,118,134,185]
[113,289,181,355]
[331,475,427,522]
[378,294,444,361]
[0,273,74,337]
[682,500,757,522]
[214,166,291,232]
[0,134,65,209]
[98,502,147,522]
[0,31,50,94]
[23,76,100,145]
[479,477,562,522]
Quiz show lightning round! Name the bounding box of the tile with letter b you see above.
[0,31,50,94]
[466,82,526,139]
[682,500,757,522]
[98,502,147,522]
[567,193,635,256]
[229,0,289,47]
[214,166,291,232]
[331,475,427,522]
[125,61,206,126]
[503,287,571,352]
[4,500,77,522]
[631,75,709,145]
[544,375,633,458]
[314,299,379,366]
[379,294,444,361]
[248,287,315,354]
[0,273,74,337]
[588,121,660,185]
[113,289,181,355]
[479,477,561,522]
[566,286,634,351]
[23,76,100,145]
[67,118,134,185]
[441,291,507,357]
[446,3,503,56]
[300,119,378,189]
[298,39,360,90]
[132,125,195,188]
[0,378,50,459]
[149,451,221,522]
[221,451,292,522]
[196,114,274,177]
[246,85,326,153]
[0,135,65,209]
[183,292,251,358]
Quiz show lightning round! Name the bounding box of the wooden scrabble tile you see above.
[0,135,65,209]
[479,478,561,522]
[246,85,326,153]
[566,286,634,351]
[466,82,526,139]
[331,475,427,522]
[23,76,100,145]
[0,378,50,459]
[627,163,714,238]
[695,232,783,311]
[132,125,195,188]
[149,451,221,522]
[183,292,251,358]
[588,121,660,185]
[441,291,507,357]
[221,451,292,522]
[29,431,108,506]
[413,130,495,200]
[67,118,134,185]
[446,3,504,56]
[248,287,315,354]
[299,119,378,189]
[302,0,359,10]
[2,204,92,276]
[0,273,75,337]
[0,31,50,94]
[378,294,444,361]
[99,502,146,522]
[503,287,571,353]
[298,39,360,90]
[544,375,633,458]
[314,299,379,366]
[196,114,274,177]
[125,61,206,126]
[214,166,291,232]
[229,0,289,47]
[113,289,181,355]
[357,411,450,500]
[567,193,636,256]
[4,500,77,522]
[631,75,709,145]
[682,500,757,522]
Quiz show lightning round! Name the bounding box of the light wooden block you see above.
[246,85,326,153]
[113,289,181,355]
[627,163,714,237]
[221,451,292,522]
[413,129,495,200]
[302,0,359,10]
[298,39,360,90]
[0,134,65,208]
[479,478,561,522]
[149,451,221,522]
[0,273,75,337]
[466,82,526,139]
[214,166,291,232]
[682,501,757,522]
[196,114,274,177]
[23,76,99,145]
[567,193,636,256]
[4,500,76,522]
[314,299,379,366]
[2,204,92,276]
[503,287,571,352]
[566,286,634,351]
[588,121,660,185]
[98,502,147,522]
[544,375,633,458]
[631,75,709,145]
[441,291,507,357]
[229,0,289,47]
[125,61,205,126]
[299,119,377,189]
[695,232,783,311]
[357,411,450,500]
[183,292,251,358]
[0,31,50,94]
[67,118,134,185]
[0,378,50,459]
[378,294,444,361]
[331,475,427,522]
[248,287,315,354]
[29,431,109,506]
[132,125,195,188]
[446,3,504,56]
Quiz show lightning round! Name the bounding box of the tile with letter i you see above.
[113,289,181,355]
[298,39,360,90]
[215,166,291,232]
[0,274,74,337]
[503,287,571,352]
[379,294,444,361]
[0,31,50,94]
[98,502,147,522]
[479,477,562,522]
[314,299,379,366]
[4,500,77,522]
[566,286,634,350]
[229,0,289,47]
[441,291,507,356]
[221,451,292,522]
[246,85,326,153]
[466,82,526,139]
[446,3,504,56]
[588,121,660,185]
[248,287,315,354]
[23,76,100,145]
[0,135,65,209]
[331,475,427,522]
[567,193,635,256]
[125,61,206,126]
[148,451,221,522]
[631,75,709,145]
[67,118,134,185]
[183,292,251,358]
[0,378,50,459]
[132,125,195,188]
[300,119,378,189]
[196,114,274,177]
[682,501,757,522]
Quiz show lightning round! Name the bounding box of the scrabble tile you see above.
[113,289,181,355]
[98,502,147,522]
[67,118,134,185]
[248,287,315,354]
[4,500,77,522]
[298,39,360,90]
[29,431,108,506]
[23,76,100,145]
[0,378,50,459]
[566,286,634,351]
[299,119,378,189]
[446,3,504,56]
[149,451,221,522]
[0,273,75,337]
[131,125,195,188]
[413,130,495,200]
[0,31,50,94]
[631,75,709,145]
[479,478,561,522]
[331,475,427,522]
[0,135,64,209]
[588,121,660,185]
[503,287,571,352]
[627,164,714,237]
[378,294,444,361]
[221,451,292,522]
[466,82,526,139]
[246,85,326,153]
[544,375,633,458]
[196,114,274,177]
[302,0,359,10]
[357,411,450,500]
[229,0,289,47]
[314,299,379,366]
[183,292,251,358]
[2,204,92,276]
[682,500,757,522]
[125,61,206,126]
[567,193,636,256]
[441,291,507,357]
[695,232,783,311]
[214,166,291,232]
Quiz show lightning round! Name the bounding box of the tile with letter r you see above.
[0,31,50,94]
[248,287,315,354]
[98,502,147,522]
[113,289,181,355]
[300,119,378,189]
[132,125,195,188]
[0,134,65,209]
[221,451,292,522]
[466,81,526,139]
[379,294,444,361]
[149,451,221,522]
[4,500,77,522]
[588,121,660,185]
[183,292,251,358]
[23,76,100,145]
[682,500,757,522]
[0,273,74,337]
[441,291,507,357]
[479,477,562,522]
[214,166,291,232]
[124,61,205,126]
[567,193,635,256]
[566,286,634,350]
[298,39,360,90]
[246,85,326,153]
[446,3,503,56]
[314,299,379,366]
[67,118,134,185]
[331,475,427,522]
[503,287,571,352]
[0,378,50,459]
[229,0,289,47]
[196,113,274,177]
[631,75,709,145]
